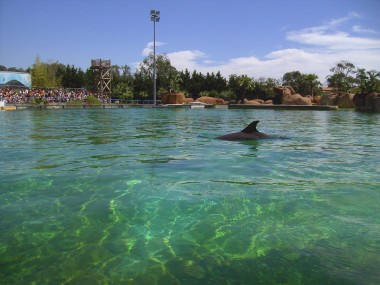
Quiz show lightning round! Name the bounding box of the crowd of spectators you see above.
[0,87,109,104]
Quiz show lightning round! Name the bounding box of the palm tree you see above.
[356,69,380,93]
[236,75,254,103]
[303,74,319,97]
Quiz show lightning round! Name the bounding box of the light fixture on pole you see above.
[150,10,160,105]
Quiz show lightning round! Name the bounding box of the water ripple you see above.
[0,109,379,284]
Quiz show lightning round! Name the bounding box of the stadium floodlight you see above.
[150,10,160,105]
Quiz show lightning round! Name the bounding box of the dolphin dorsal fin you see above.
[241,120,260,133]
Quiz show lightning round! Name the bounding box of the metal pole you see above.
[150,10,160,105]
[153,20,156,106]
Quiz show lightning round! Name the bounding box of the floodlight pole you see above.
[150,10,160,106]
[153,19,157,106]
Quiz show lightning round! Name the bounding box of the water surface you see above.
[0,108,379,284]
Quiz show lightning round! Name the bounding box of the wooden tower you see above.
[91,59,112,94]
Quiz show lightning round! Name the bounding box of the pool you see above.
[0,108,379,284]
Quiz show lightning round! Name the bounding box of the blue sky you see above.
[1,0,379,83]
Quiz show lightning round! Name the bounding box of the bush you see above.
[199,90,222,98]
[67,99,83,106]
[85,95,101,105]
[31,97,48,107]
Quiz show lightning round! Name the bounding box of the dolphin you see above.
[217,120,275,141]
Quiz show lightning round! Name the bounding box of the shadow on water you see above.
[240,139,261,153]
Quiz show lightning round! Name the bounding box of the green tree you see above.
[253,77,280,101]
[113,82,134,101]
[356,69,380,93]
[326,61,356,92]
[111,65,121,83]
[138,52,178,98]
[84,68,97,91]
[133,70,150,100]
[203,71,227,96]
[219,89,234,100]
[120,65,133,78]
[44,61,65,87]
[168,72,181,93]
[214,71,227,94]
[282,71,306,94]
[61,65,85,88]
[30,57,66,88]
[303,74,320,97]
[282,71,320,95]
[31,56,48,87]
[111,64,135,99]
[4,66,25,72]
[188,70,205,98]
[178,69,192,95]
[229,74,255,102]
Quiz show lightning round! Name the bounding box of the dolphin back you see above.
[241,120,260,133]
[216,120,288,141]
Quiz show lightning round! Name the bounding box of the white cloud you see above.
[142,41,166,56]
[167,49,330,81]
[325,12,360,28]
[144,13,380,82]
[286,29,380,50]
[215,49,330,81]
[166,50,206,71]
[352,25,378,34]
[285,12,380,51]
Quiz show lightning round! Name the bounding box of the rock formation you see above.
[273,86,312,105]
[242,99,263,105]
[161,92,186,104]
[336,93,355,108]
[195,96,225,104]
[320,93,355,108]
[183,98,194,103]
[353,92,380,112]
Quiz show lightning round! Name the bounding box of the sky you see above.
[1,0,379,84]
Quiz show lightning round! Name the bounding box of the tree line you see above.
[1,55,379,102]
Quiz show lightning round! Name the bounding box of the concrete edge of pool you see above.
[8,103,339,111]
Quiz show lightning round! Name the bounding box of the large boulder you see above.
[161,92,186,104]
[273,85,295,96]
[195,96,225,104]
[336,93,355,108]
[320,93,338,105]
[320,92,354,107]
[273,86,311,105]
[313,96,322,105]
[284,94,312,105]
[183,97,194,103]
[242,99,263,105]
[353,92,380,111]
[353,93,366,107]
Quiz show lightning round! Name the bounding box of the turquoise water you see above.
[0,108,379,285]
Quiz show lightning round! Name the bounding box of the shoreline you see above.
[5,103,340,111]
